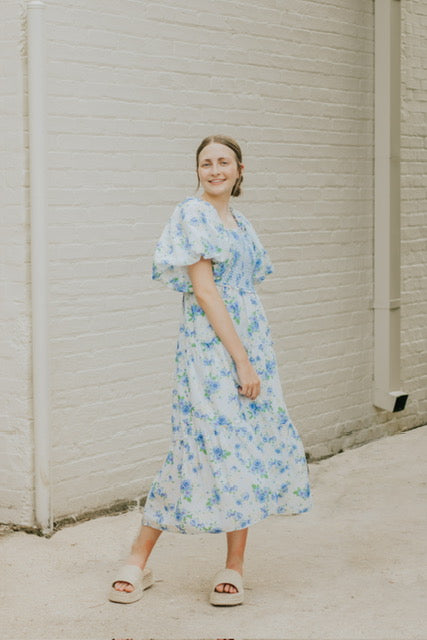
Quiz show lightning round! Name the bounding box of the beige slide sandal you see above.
[108,565,154,604]
[209,568,244,606]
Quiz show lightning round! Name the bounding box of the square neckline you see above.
[195,197,244,232]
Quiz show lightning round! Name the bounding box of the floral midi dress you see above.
[141,197,312,534]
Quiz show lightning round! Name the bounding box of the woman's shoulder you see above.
[170,197,221,230]
[174,196,212,214]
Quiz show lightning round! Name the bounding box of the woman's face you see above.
[197,142,242,198]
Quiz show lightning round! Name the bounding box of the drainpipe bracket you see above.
[374,389,408,412]
[373,298,400,311]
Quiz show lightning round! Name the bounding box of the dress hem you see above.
[140,500,313,535]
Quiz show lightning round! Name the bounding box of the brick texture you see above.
[400,0,427,433]
[0,1,34,525]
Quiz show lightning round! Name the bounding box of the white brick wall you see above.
[401,0,427,430]
[0,1,34,525]
[1,0,426,526]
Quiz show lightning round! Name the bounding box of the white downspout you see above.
[373,0,408,412]
[27,1,52,533]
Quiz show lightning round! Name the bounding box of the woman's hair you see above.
[196,134,244,197]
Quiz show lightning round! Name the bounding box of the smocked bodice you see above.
[152,197,273,294]
[212,229,257,294]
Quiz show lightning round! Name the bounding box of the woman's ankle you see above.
[127,553,147,570]
[225,558,244,574]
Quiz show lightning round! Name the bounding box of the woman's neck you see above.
[201,193,232,220]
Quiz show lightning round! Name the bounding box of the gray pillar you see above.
[373,0,408,412]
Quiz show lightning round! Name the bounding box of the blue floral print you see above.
[142,197,312,534]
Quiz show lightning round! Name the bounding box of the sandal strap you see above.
[211,568,243,593]
[112,564,144,587]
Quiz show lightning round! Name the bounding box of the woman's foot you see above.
[214,562,243,594]
[209,566,245,606]
[109,565,154,604]
[112,525,162,593]
[112,555,145,592]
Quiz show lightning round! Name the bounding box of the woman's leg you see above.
[214,527,248,594]
[113,525,162,592]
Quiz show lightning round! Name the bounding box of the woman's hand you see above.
[235,358,261,400]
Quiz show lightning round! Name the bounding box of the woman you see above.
[109,135,312,606]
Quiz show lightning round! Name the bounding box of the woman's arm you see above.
[187,257,260,400]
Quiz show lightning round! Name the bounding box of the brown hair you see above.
[196,134,244,197]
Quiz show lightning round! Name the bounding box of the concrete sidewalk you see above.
[1,426,426,640]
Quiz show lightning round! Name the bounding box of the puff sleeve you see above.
[152,197,231,293]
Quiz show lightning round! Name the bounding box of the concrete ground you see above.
[1,425,426,640]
